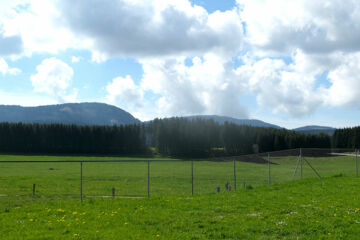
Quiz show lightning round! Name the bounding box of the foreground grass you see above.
[1,176,360,239]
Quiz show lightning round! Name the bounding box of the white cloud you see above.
[30,57,76,102]
[140,54,248,118]
[2,0,360,120]
[0,58,21,75]
[1,0,86,57]
[235,51,324,116]
[105,75,144,112]
[324,52,360,107]
[235,0,360,116]
[239,0,360,55]
[57,0,243,59]
[71,56,81,63]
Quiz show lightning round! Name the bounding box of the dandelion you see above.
[72,211,78,215]
[57,209,65,213]
[334,213,337,217]
[156,234,160,238]
[74,233,78,237]
[29,219,34,222]
[124,222,128,225]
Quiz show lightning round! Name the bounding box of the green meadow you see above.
[0,153,359,239]
[0,153,357,199]
[0,176,360,239]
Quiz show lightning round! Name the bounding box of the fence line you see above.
[0,148,359,201]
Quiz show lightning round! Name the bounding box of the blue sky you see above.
[1,0,360,129]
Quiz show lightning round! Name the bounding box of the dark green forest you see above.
[0,123,146,155]
[332,126,360,149]
[0,118,339,157]
[147,118,331,157]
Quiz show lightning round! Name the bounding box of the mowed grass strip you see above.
[0,176,360,239]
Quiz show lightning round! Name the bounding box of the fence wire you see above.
[0,148,359,205]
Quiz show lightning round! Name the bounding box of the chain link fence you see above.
[0,148,358,203]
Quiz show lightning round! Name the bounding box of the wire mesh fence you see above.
[0,148,359,202]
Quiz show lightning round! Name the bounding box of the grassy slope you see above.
[1,176,360,239]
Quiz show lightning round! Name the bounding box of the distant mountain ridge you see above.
[292,125,336,135]
[184,115,282,129]
[0,102,140,126]
[0,103,337,135]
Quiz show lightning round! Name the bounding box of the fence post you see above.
[80,162,83,202]
[147,160,150,198]
[268,153,271,185]
[191,160,194,195]
[233,159,237,190]
[356,149,358,177]
[32,184,36,196]
[112,187,115,198]
[300,148,303,179]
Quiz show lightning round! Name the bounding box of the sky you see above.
[1,0,360,129]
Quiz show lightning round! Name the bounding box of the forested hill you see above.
[0,103,140,125]
[184,115,282,129]
[293,125,336,135]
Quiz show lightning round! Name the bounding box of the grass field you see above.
[0,152,359,239]
[1,176,360,239]
[0,153,358,199]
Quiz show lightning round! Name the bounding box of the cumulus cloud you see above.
[57,0,243,59]
[140,54,248,118]
[239,0,360,55]
[324,52,360,107]
[105,75,144,111]
[2,0,360,120]
[235,0,360,116]
[30,57,76,102]
[1,0,85,56]
[237,54,323,116]
[0,58,21,75]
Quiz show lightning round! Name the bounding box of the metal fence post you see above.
[356,149,358,177]
[191,160,194,195]
[300,148,303,179]
[268,153,271,185]
[147,160,150,197]
[233,159,237,190]
[80,162,83,202]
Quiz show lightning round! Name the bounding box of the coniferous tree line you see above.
[332,127,360,149]
[0,118,335,156]
[0,122,146,155]
[145,118,332,157]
